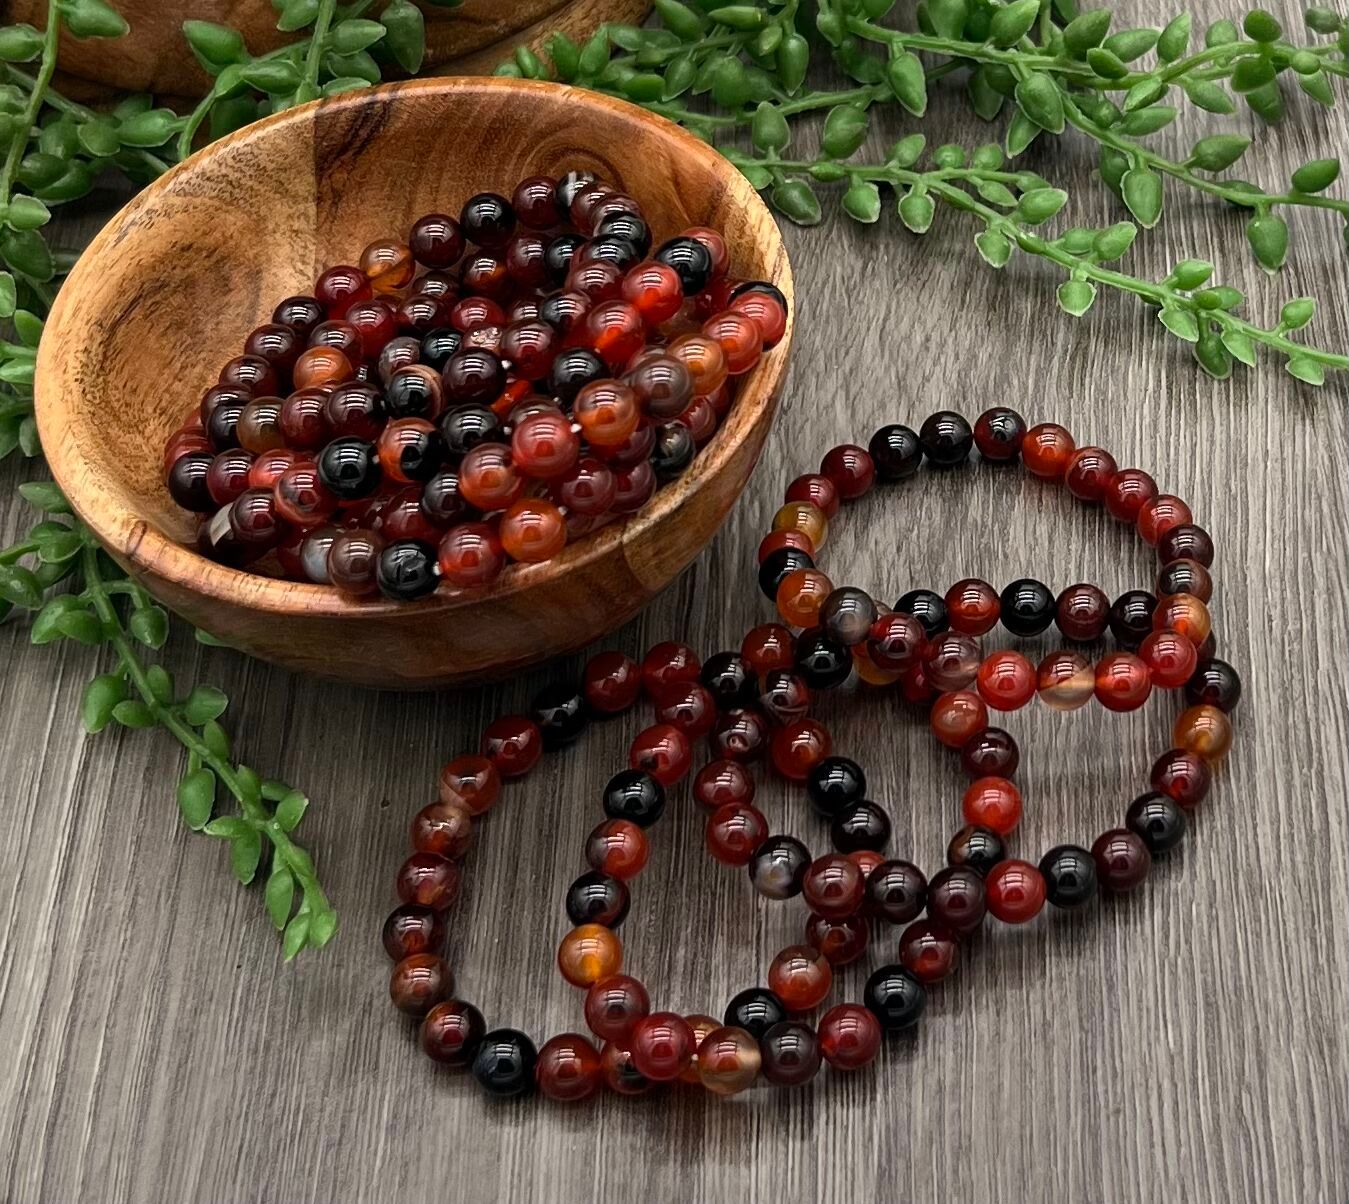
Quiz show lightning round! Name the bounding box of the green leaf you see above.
[928,0,969,39]
[1280,297,1316,329]
[58,0,130,39]
[968,66,1005,120]
[1121,167,1163,228]
[885,51,926,116]
[111,699,156,729]
[1242,9,1282,41]
[1194,328,1233,379]
[1017,187,1068,224]
[898,189,935,233]
[381,0,425,73]
[888,133,926,167]
[776,32,809,94]
[1057,280,1097,317]
[547,32,580,81]
[1156,13,1191,61]
[129,605,170,649]
[1246,213,1288,271]
[240,60,302,94]
[1119,106,1176,136]
[275,0,320,32]
[0,228,55,282]
[183,685,229,725]
[1220,329,1256,366]
[330,18,386,54]
[1093,221,1137,260]
[654,0,704,39]
[275,790,310,832]
[231,830,263,884]
[81,673,129,733]
[1305,7,1342,34]
[117,109,181,148]
[988,0,1040,46]
[1286,357,1326,386]
[1063,9,1112,56]
[0,564,42,609]
[182,20,245,69]
[1183,79,1235,114]
[1123,78,1167,112]
[706,54,746,108]
[5,195,51,231]
[36,530,83,563]
[770,179,821,226]
[1231,57,1275,94]
[57,609,104,645]
[13,310,43,349]
[1015,72,1064,133]
[1291,158,1340,194]
[1086,46,1129,78]
[1243,80,1284,124]
[750,102,789,152]
[308,908,338,949]
[1159,306,1201,342]
[30,595,81,643]
[0,24,45,62]
[177,768,216,830]
[1204,18,1239,45]
[842,180,882,223]
[0,272,15,318]
[204,815,251,839]
[706,4,765,30]
[76,118,121,158]
[17,480,69,512]
[1297,71,1335,107]
[1102,27,1159,61]
[282,912,311,960]
[821,104,869,159]
[202,719,231,759]
[1194,286,1243,311]
[1170,259,1214,288]
[975,228,1012,267]
[1189,135,1250,173]
[265,867,295,929]
[145,664,174,705]
[1005,110,1040,156]
[975,180,1018,207]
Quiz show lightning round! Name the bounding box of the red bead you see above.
[390,954,451,1017]
[1021,422,1075,478]
[641,641,701,697]
[1092,828,1151,891]
[448,295,504,333]
[1137,493,1193,545]
[629,1012,696,1081]
[976,650,1036,711]
[819,444,876,500]
[1103,468,1159,522]
[586,300,646,368]
[555,456,617,517]
[566,259,624,303]
[768,945,833,1011]
[868,611,926,670]
[984,859,1047,923]
[377,487,441,544]
[536,1033,603,1101]
[381,904,446,961]
[500,320,559,382]
[770,717,831,780]
[945,578,1000,635]
[960,726,1019,778]
[848,849,886,880]
[411,800,474,859]
[315,264,371,316]
[480,715,543,777]
[511,177,559,229]
[683,225,729,277]
[586,819,649,880]
[926,866,986,935]
[805,913,869,965]
[437,520,505,588]
[459,442,524,511]
[740,623,796,674]
[499,497,567,563]
[818,1003,882,1070]
[345,298,399,358]
[584,974,650,1041]
[1139,629,1199,689]
[395,852,461,911]
[692,759,755,810]
[962,776,1022,835]
[1094,651,1153,712]
[629,723,692,785]
[702,309,762,374]
[785,472,839,519]
[709,708,771,762]
[801,854,865,919]
[898,920,961,983]
[600,1040,655,1095]
[582,651,641,714]
[653,681,718,737]
[1150,748,1212,807]
[409,212,464,269]
[1064,445,1119,502]
[930,690,988,749]
[705,802,768,866]
[729,290,787,348]
[622,260,684,325]
[1056,583,1111,641]
[420,999,484,1064]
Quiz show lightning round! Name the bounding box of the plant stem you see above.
[0,0,59,213]
[299,0,339,98]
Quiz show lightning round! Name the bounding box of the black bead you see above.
[548,347,607,406]
[419,327,462,372]
[1039,844,1098,908]
[564,871,630,927]
[699,652,758,709]
[863,964,927,1031]
[167,452,214,511]
[1000,578,1055,636]
[596,211,652,256]
[389,425,445,482]
[831,800,891,853]
[793,627,853,690]
[1108,589,1158,649]
[918,410,973,467]
[585,236,641,271]
[865,860,927,924]
[651,421,695,480]
[806,756,867,817]
[206,401,244,449]
[375,540,438,601]
[946,825,1006,876]
[867,423,923,481]
[470,1029,537,1097]
[421,470,469,526]
[602,769,665,828]
[894,588,949,636]
[1184,657,1242,712]
[272,294,324,337]
[531,682,588,749]
[728,279,789,315]
[723,987,786,1040]
[654,236,713,294]
[459,192,516,249]
[439,404,503,459]
[1156,559,1208,598]
[317,437,381,499]
[543,233,587,283]
[758,547,813,599]
[1125,792,1187,855]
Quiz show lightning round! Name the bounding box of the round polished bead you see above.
[1000,578,1055,636]
[629,723,692,785]
[767,945,833,1011]
[1021,422,1075,478]
[1103,467,1158,522]
[723,987,787,1040]
[1137,494,1193,545]
[728,289,787,348]
[977,650,1036,711]
[565,871,630,928]
[741,623,796,676]
[863,964,928,1031]
[535,1033,602,1101]
[816,1004,882,1069]
[693,760,755,811]
[376,540,438,601]
[1105,589,1156,650]
[1036,650,1095,711]
[806,756,866,818]
[946,825,1006,877]
[653,681,717,737]
[867,423,922,480]
[641,641,701,697]
[930,690,988,748]
[599,1041,654,1096]
[1091,829,1152,892]
[602,769,666,828]
[702,309,762,374]
[748,835,811,899]
[438,753,500,815]
[697,1026,762,1096]
[1055,582,1111,641]
[1139,629,1199,689]
[794,628,854,689]
[411,800,474,860]
[797,854,863,920]
[960,726,1019,779]
[557,924,622,987]
[1158,523,1214,566]
[1065,446,1119,502]
[760,1021,821,1087]
[1152,593,1212,650]
[759,547,815,600]
[480,715,542,777]
[831,800,891,853]
[706,802,769,866]
[1095,652,1153,712]
[530,682,587,750]
[584,974,650,1041]
[697,652,757,710]
[918,410,973,467]
[898,590,949,635]
[1150,748,1212,807]
[327,528,385,595]
[421,1000,485,1066]
[709,708,771,762]
[868,610,926,669]
[396,852,460,911]
[926,866,987,935]
[1173,704,1232,761]
[1157,558,1213,603]
[898,921,961,984]
[962,776,1021,836]
[984,859,1047,923]
[471,1029,537,1098]
[759,670,812,725]
[820,444,876,499]
[924,632,980,691]
[390,953,452,1017]
[805,913,869,966]
[629,1012,697,1081]
[1126,792,1187,854]
[582,651,641,715]
[584,819,649,879]
[1185,658,1242,712]
[860,859,925,925]
[818,587,878,647]
[1039,844,1098,907]
[945,578,1000,635]
[973,406,1026,461]
[770,718,831,780]
[382,904,446,961]
[654,235,714,293]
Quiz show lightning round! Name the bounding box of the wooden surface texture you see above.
[2,2,1347,1199]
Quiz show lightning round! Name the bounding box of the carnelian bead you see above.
[962,776,1022,835]
[1153,592,1212,648]
[1056,582,1111,641]
[771,718,831,780]
[853,642,901,686]
[629,723,691,785]
[653,681,717,737]
[985,859,1047,923]
[820,443,876,500]
[945,578,1000,635]
[1021,422,1075,478]
[801,854,865,919]
[683,225,729,277]
[438,520,505,588]
[480,715,542,777]
[1173,704,1232,761]
[693,759,755,810]
[702,310,762,374]
[586,301,646,368]
[785,472,839,519]
[729,290,787,348]
[629,1012,696,1081]
[583,651,641,713]
[574,379,640,447]
[697,1027,761,1096]
[1151,748,1212,806]
[236,398,285,453]
[930,690,988,748]
[273,463,336,528]
[768,945,833,1011]
[641,641,700,696]
[666,332,728,396]
[818,1003,881,1070]
[868,611,925,670]
[1094,651,1153,712]
[359,239,415,293]
[806,912,869,965]
[536,1033,602,1101]
[1137,493,1193,545]
[685,1014,723,1080]
[315,264,371,315]
[458,442,524,511]
[1139,629,1199,688]
[600,1041,654,1095]
[776,567,833,628]
[585,819,649,879]
[585,974,649,1040]
[1103,468,1159,522]
[976,650,1036,711]
[622,260,684,325]
[292,346,353,390]
[1064,445,1118,502]
[376,417,441,485]
[558,924,622,987]
[411,799,473,859]
[510,411,579,479]
[499,498,567,563]
[1157,558,1213,603]
[395,852,460,911]
[740,623,796,675]
[924,632,980,690]
[1036,650,1094,711]
[771,499,828,550]
[389,954,452,1017]
[438,753,501,814]
[898,921,961,983]
[707,800,771,865]
[245,449,296,491]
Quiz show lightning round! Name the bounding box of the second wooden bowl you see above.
[36,79,792,688]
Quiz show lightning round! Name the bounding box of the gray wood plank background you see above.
[3,3,1347,1200]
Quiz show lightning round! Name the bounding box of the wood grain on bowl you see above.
[35,78,792,688]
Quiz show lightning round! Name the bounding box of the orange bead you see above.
[622,260,684,325]
[702,310,763,374]
[557,923,622,987]
[680,1014,721,1084]
[585,819,649,879]
[359,238,415,293]
[499,497,567,563]
[976,650,1036,711]
[1152,592,1212,648]
[962,776,1022,835]
[776,566,833,628]
[292,346,353,390]
[1138,629,1199,688]
[1173,704,1232,761]
[930,690,988,748]
[853,640,901,686]
[573,379,640,447]
[771,499,828,550]
[437,753,500,815]
[1021,422,1075,479]
[667,333,728,397]
[771,718,831,780]
[1036,650,1094,711]
[458,442,524,511]
[1095,651,1153,712]
[697,1026,761,1096]
[945,577,1000,635]
[767,944,833,1011]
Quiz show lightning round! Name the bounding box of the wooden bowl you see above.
[35,78,792,688]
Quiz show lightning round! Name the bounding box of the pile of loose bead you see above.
[161,170,788,601]
[379,409,1241,1101]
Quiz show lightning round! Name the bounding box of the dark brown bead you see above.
[1158,523,1214,567]
[959,726,1019,779]
[381,904,446,961]
[1056,583,1111,641]
[708,708,771,762]
[420,999,485,1065]
[865,859,927,924]
[759,1021,821,1086]
[389,953,452,1017]
[925,866,987,935]
[1091,829,1152,892]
